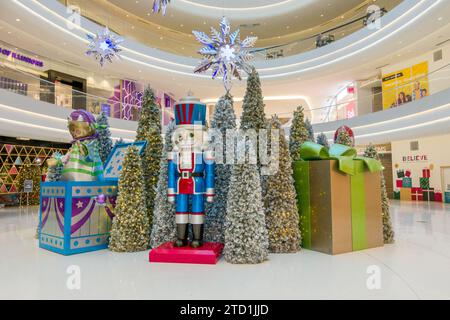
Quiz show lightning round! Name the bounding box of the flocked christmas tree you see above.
[316,133,330,149]
[109,146,150,252]
[45,152,63,182]
[96,112,113,164]
[334,130,353,147]
[304,118,315,142]
[224,145,269,264]
[150,122,177,248]
[136,86,163,235]
[364,144,395,244]
[264,117,301,253]
[289,106,310,162]
[240,67,267,132]
[205,92,237,243]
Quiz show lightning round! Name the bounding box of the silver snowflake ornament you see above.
[193,16,258,91]
[86,27,124,67]
[153,0,171,16]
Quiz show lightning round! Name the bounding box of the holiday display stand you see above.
[39,141,146,255]
[293,142,384,255]
[149,242,224,265]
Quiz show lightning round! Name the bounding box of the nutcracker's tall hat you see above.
[174,93,206,127]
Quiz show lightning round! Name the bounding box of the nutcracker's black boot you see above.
[174,224,188,247]
[191,224,204,248]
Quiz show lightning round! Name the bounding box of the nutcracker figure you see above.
[168,94,215,248]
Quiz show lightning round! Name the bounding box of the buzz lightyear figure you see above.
[168,94,215,248]
[47,110,104,182]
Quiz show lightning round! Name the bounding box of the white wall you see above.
[391,133,450,192]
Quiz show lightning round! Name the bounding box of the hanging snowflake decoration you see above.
[86,27,124,67]
[152,0,171,16]
[193,16,258,91]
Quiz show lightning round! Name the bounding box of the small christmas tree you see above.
[109,146,150,252]
[316,133,330,148]
[136,86,163,236]
[240,67,266,132]
[205,92,237,243]
[364,144,395,244]
[289,106,310,162]
[150,123,177,248]
[264,118,301,253]
[305,118,315,142]
[335,130,353,147]
[45,152,63,182]
[113,138,124,148]
[224,149,269,264]
[96,112,113,164]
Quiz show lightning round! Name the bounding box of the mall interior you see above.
[0,0,450,300]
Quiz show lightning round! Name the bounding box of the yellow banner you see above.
[382,61,429,109]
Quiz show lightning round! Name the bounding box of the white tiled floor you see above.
[1,200,450,300]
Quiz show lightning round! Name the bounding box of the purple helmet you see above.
[68,109,96,124]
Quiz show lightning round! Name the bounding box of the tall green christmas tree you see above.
[109,146,150,252]
[316,133,330,148]
[150,123,177,248]
[335,130,353,147]
[136,86,163,235]
[264,117,301,253]
[304,118,315,142]
[364,144,395,244]
[224,149,269,264]
[289,106,310,162]
[240,67,267,132]
[205,92,237,243]
[96,112,113,164]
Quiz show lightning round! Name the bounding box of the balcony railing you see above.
[1,61,450,126]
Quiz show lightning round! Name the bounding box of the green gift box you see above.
[394,190,400,200]
[293,142,384,255]
[420,177,430,190]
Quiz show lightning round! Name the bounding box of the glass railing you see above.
[1,61,450,126]
[0,63,139,121]
[58,0,402,59]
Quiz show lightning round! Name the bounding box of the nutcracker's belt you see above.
[181,172,204,179]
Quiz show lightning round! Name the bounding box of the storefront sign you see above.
[0,47,44,67]
[402,155,428,163]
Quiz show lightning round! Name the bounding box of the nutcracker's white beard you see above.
[180,146,193,169]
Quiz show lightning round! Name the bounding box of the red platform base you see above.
[149,242,224,265]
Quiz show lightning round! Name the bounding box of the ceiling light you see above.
[16,137,30,141]
[16,18,21,22]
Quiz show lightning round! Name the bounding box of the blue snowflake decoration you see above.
[193,17,258,91]
[152,0,171,16]
[86,27,124,67]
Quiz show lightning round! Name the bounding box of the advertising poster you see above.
[382,61,429,109]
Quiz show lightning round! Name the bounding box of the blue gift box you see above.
[39,141,146,255]
[445,192,450,204]
[402,177,412,188]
